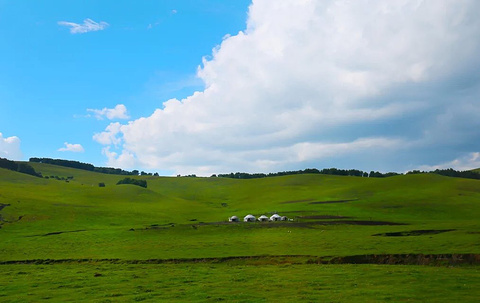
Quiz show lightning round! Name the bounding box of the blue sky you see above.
[1,0,480,176]
[0,0,249,171]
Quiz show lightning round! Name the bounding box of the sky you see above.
[1,0,480,176]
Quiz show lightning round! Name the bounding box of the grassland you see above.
[1,163,480,301]
[1,263,479,302]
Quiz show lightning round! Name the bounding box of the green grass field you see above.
[1,263,479,302]
[1,163,480,301]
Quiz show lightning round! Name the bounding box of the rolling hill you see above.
[1,162,479,301]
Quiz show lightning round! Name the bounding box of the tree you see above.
[116,177,147,188]
[17,163,41,177]
[0,158,41,177]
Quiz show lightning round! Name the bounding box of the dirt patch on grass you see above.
[196,221,236,226]
[280,199,314,204]
[134,223,176,231]
[281,210,320,214]
[309,199,358,204]
[0,203,10,212]
[0,215,24,225]
[298,215,352,219]
[2,254,479,266]
[53,203,95,208]
[321,253,480,266]
[373,229,456,237]
[196,220,405,229]
[294,220,405,227]
[26,230,87,237]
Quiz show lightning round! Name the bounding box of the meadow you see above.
[1,162,479,301]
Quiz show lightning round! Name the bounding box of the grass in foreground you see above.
[1,263,479,302]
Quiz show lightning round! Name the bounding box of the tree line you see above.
[406,168,480,180]
[0,157,41,178]
[216,168,400,179]
[29,158,139,176]
[216,167,480,180]
[20,157,480,181]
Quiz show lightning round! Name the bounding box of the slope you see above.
[1,164,479,261]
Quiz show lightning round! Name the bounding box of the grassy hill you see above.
[1,163,479,301]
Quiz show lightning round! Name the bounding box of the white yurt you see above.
[280,216,288,221]
[244,214,256,222]
[229,216,239,222]
[258,215,269,222]
[270,214,282,221]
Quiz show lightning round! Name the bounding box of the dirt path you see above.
[26,230,87,237]
[194,220,406,228]
[373,229,456,237]
[297,215,352,219]
[1,253,479,266]
[323,253,480,266]
[309,199,358,204]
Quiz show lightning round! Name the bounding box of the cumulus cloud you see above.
[58,18,109,34]
[102,146,136,168]
[58,142,85,153]
[95,0,480,175]
[0,132,22,160]
[87,104,129,120]
[93,122,123,146]
[418,152,480,172]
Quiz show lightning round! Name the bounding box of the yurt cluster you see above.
[228,214,288,222]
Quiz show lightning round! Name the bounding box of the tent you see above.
[229,216,239,222]
[258,215,269,222]
[270,214,282,221]
[244,214,256,222]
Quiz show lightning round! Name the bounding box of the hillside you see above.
[1,163,480,301]
[1,163,479,261]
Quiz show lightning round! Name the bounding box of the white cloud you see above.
[418,152,480,172]
[58,142,85,153]
[0,132,22,160]
[58,18,109,34]
[102,146,136,168]
[93,122,123,145]
[95,0,480,175]
[87,104,129,120]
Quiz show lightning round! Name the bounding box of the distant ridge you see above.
[216,168,399,179]
[29,157,139,176]
[216,168,480,180]
[20,157,480,180]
